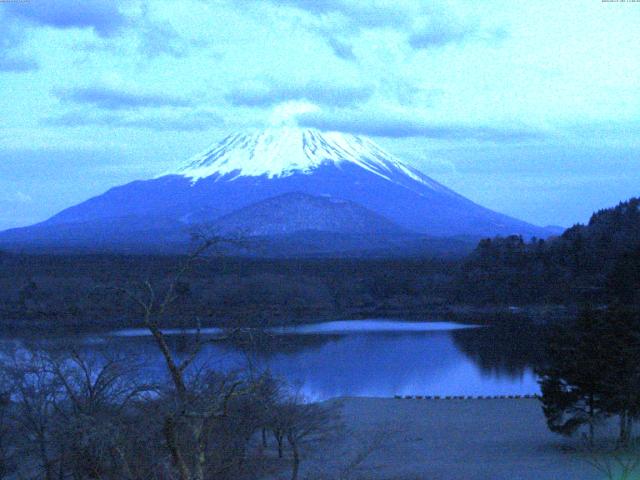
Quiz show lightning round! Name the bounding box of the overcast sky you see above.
[1,0,639,230]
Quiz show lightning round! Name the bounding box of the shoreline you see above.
[0,304,570,336]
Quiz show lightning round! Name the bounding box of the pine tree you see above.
[537,307,640,445]
[536,309,609,443]
[595,307,640,445]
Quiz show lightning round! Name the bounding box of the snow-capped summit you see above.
[0,126,553,253]
[171,127,446,192]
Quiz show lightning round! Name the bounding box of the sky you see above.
[1,0,639,230]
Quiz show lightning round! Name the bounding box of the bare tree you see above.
[111,236,261,480]
[4,349,62,480]
[47,350,153,479]
[0,369,16,480]
[266,394,341,480]
[1,347,157,480]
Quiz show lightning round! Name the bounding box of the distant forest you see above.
[456,197,640,306]
[0,253,457,328]
[1,198,638,327]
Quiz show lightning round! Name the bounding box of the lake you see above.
[2,320,542,401]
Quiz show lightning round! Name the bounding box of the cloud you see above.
[135,4,208,59]
[227,80,373,108]
[4,0,127,38]
[238,1,504,64]
[266,1,505,51]
[0,55,38,73]
[241,0,497,60]
[298,110,542,142]
[408,16,508,50]
[43,110,221,131]
[138,20,190,58]
[233,0,415,64]
[122,111,222,131]
[326,36,356,62]
[265,0,348,15]
[408,23,473,49]
[54,86,193,110]
[0,16,39,72]
[301,19,359,62]
[258,0,415,29]
[268,101,320,127]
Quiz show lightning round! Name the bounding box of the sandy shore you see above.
[296,397,618,480]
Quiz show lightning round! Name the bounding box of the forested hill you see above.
[456,197,640,306]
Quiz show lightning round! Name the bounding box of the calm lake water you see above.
[4,320,542,400]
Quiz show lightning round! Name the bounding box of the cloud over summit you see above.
[227,80,373,108]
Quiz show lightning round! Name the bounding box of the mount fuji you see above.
[0,127,551,255]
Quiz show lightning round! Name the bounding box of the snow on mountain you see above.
[169,127,449,194]
[0,126,554,253]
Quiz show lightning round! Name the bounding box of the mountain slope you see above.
[0,127,551,253]
[212,192,406,236]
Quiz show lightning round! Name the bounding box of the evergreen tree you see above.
[536,309,609,443]
[596,307,640,445]
[537,307,640,445]
[607,247,640,306]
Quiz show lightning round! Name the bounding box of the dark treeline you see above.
[0,254,457,327]
[455,198,640,306]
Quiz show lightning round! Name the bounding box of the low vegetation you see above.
[0,347,342,480]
